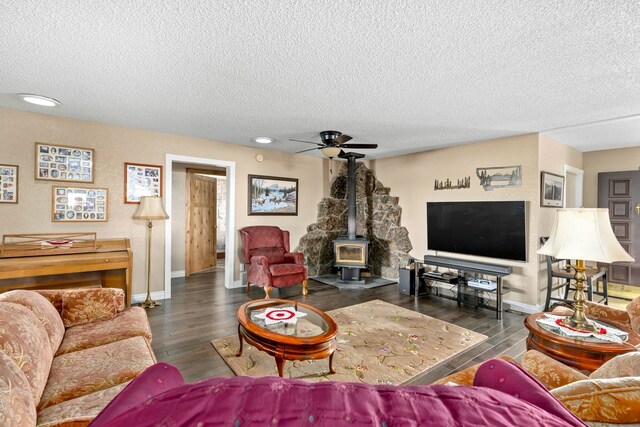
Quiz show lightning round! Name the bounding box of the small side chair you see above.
[541,237,608,311]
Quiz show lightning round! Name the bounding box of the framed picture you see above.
[52,186,108,222]
[35,142,95,183]
[541,171,565,207]
[124,162,163,204]
[248,174,298,215]
[0,164,18,203]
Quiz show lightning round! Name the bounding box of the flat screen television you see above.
[426,201,527,262]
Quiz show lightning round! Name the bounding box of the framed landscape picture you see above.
[248,174,298,215]
[541,171,564,207]
[35,142,95,183]
[124,162,162,204]
[0,164,18,203]
[52,186,108,222]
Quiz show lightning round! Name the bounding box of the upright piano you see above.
[0,237,133,306]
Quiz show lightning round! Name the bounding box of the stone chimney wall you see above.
[297,162,412,279]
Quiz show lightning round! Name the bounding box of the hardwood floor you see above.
[147,271,529,384]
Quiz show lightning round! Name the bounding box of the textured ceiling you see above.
[1,1,639,159]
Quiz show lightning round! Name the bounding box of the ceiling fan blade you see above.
[295,147,321,154]
[289,138,325,147]
[334,134,353,145]
[340,143,378,149]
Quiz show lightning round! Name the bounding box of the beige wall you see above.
[372,134,581,308]
[371,134,541,306]
[537,134,583,304]
[0,108,325,296]
[2,106,612,308]
[583,146,640,208]
[538,134,583,235]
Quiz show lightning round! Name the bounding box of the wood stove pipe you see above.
[343,152,364,240]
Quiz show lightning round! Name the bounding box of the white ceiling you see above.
[1,1,639,159]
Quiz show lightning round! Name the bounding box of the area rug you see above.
[211,299,487,385]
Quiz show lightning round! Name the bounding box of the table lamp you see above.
[537,208,634,332]
[133,196,169,308]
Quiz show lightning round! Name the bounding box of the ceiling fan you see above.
[290,130,378,158]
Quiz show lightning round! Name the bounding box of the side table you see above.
[524,313,640,372]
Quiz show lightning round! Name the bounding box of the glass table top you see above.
[244,300,330,338]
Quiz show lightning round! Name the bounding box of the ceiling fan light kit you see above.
[321,147,341,158]
[291,130,378,158]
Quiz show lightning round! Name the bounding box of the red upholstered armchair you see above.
[239,226,308,298]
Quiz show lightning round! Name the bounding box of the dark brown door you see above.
[598,171,640,286]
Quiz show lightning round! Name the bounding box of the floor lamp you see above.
[134,196,169,309]
[538,208,634,332]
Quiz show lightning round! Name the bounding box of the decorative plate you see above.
[46,239,73,245]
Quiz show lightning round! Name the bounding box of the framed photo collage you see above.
[2,142,165,223]
[0,164,18,203]
[36,142,94,183]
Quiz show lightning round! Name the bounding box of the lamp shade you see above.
[537,208,634,263]
[133,196,169,220]
[321,147,341,158]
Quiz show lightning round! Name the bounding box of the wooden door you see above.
[186,171,217,275]
[598,171,640,286]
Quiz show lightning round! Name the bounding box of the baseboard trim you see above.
[230,280,244,289]
[171,270,185,278]
[132,291,166,304]
[503,299,543,315]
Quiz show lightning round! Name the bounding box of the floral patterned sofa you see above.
[0,288,155,427]
[435,350,640,426]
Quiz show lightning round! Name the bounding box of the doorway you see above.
[598,170,640,302]
[185,168,226,276]
[564,165,584,208]
[164,154,236,299]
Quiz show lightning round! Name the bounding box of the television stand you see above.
[421,255,512,320]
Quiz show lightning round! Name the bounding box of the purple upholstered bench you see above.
[89,359,586,427]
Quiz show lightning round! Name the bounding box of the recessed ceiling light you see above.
[252,137,273,144]
[18,93,61,107]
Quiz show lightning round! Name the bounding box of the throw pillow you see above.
[627,296,640,334]
[590,352,640,379]
[61,288,120,327]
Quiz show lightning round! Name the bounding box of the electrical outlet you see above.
[239,263,245,272]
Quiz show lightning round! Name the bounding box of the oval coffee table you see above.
[236,298,338,377]
[525,312,640,372]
